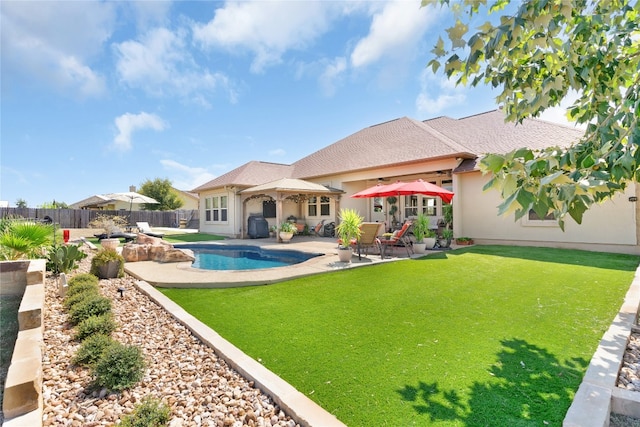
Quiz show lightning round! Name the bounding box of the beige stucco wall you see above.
[198,188,241,237]
[456,171,638,252]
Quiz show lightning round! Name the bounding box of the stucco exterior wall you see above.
[456,171,638,252]
[198,189,240,237]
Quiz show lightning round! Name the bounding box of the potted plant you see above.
[90,248,125,279]
[279,222,295,243]
[269,225,277,238]
[412,213,432,253]
[89,214,128,250]
[439,228,454,249]
[455,236,474,246]
[386,196,398,229]
[335,208,363,262]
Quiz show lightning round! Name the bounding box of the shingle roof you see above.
[291,117,475,179]
[426,109,584,155]
[192,161,293,192]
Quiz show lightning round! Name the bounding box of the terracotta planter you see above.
[100,238,120,251]
[337,247,353,262]
[456,239,474,246]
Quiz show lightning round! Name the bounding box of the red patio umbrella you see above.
[351,179,454,203]
[392,179,454,204]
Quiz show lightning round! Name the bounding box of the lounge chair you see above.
[379,221,413,259]
[93,229,137,242]
[351,222,384,260]
[136,222,165,238]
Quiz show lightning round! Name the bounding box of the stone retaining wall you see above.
[2,259,45,427]
[563,265,640,426]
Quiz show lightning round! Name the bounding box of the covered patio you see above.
[240,178,344,241]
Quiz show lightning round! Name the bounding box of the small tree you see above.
[138,178,183,211]
[428,0,639,229]
[15,199,27,208]
[89,214,128,238]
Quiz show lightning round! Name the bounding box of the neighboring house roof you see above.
[192,161,293,192]
[174,187,199,201]
[69,194,113,209]
[425,109,584,155]
[291,117,475,179]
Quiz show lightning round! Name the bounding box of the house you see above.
[172,188,199,210]
[193,109,639,254]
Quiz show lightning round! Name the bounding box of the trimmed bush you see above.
[63,287,100,310]
[68,273,99,288]
[92,342,145,391]
[74,313,117,341]
[73,334,116,366]
[68,294,112,325]
[119,396,170,427]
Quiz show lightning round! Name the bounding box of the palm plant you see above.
[336,208,363,248]
[0,217,53,260]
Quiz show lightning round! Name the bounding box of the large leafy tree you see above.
[138,178,183,211]
[428,0,639,229]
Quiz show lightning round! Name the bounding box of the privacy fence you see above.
[0,208,200,229]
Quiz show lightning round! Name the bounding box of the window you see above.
[422,197,436,216]
[405,196,419,217]
[521,209,559,227]
[205,195,228,222]
[263,200,276,218]
[308,196,330,216]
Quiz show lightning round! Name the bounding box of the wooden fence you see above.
[0,208,199,229]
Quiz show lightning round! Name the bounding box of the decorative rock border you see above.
[2,259,45,427]
[563,266,640,426]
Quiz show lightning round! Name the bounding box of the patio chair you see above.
[93,229,137,242]
[311,220,325,236]
[379,221,414,259]
[136,222,165,238]
[351,222,384,260]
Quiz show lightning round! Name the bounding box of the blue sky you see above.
[1,0,573,207]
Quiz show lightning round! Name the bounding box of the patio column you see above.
[276,194,284,243]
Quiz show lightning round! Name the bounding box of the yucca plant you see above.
[0,218,53,260]
[335,208,363,249]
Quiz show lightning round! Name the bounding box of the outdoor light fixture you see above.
[630,197,638,202]
[117,287,125,298]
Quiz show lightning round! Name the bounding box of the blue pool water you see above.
[177,244,322,271]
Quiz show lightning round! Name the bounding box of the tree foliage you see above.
[427,0,640,229]
[138,178,183,211]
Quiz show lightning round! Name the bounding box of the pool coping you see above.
[124,237,404,288]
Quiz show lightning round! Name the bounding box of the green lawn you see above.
[160,246,639,426]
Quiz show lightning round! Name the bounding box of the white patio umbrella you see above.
[103,192,159,217]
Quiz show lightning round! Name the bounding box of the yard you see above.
[161,246,638,426]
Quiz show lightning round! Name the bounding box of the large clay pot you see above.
[279,232,293,243]
[100,238,120,251]
[413,242,427,254]
[424,237,437,249]
[97,260,121,279]
[337,247,353,262]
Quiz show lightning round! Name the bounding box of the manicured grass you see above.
[160,246,639,426]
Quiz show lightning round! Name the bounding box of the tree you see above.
[138,178,183,211]
[15,198,27,208]
[40,200,69,209]
[428,0,639,229]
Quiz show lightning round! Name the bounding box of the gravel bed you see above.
[42,252,298,426]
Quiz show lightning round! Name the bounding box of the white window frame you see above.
[205,195,228,223]
[308,196,331,217]
[521,209,560,228]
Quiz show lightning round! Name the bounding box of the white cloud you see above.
[268,148,286,157]
[160,159,216,190]
[113,112,167,151]
[350,0,435,69]
[1,1,113,97]
[319,57,348,96]
[192,1,338,73]
[416,70,467,114]
[538,90,587,129]
[114,27,235,105]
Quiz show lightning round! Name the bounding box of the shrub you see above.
[90,249,125,278]
[92,342,145,391]
[119,396,170,427]
[73,334,116,366]
[63,289,99,310]
[74,313,117,341]
[68,273,99,288]
[68,294,112,325]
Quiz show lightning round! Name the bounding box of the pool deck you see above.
[124,236,420,288]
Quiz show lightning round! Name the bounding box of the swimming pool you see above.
[176,244,322,271]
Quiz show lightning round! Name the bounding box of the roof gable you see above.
[192,161,293,192]
[426,109,584,155]
[292,117,473,179]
